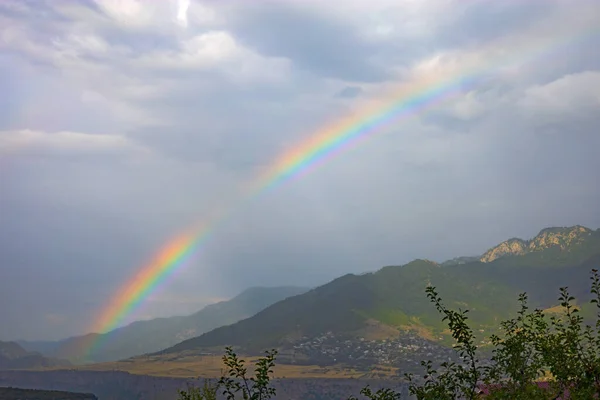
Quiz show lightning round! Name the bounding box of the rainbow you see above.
[85,25,599,360]
[92,231,200,333]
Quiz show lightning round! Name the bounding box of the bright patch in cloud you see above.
[0,129,149,157]
[177,0,190,27]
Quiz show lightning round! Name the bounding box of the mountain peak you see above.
[535,225,591,238]
[156,225,600,357]
[0,340,71,369]
[0,341,29,359]
[480,225,592,263]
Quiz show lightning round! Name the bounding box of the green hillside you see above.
[20,286,308,364]
[159,226,600,354]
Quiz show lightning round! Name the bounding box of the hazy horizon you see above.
[4,223,599,342]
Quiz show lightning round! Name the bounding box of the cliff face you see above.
[530,226,592,250]
[480,238,528,262]
[480,225,593,263]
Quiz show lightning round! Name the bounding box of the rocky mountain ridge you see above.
[157,225,600,356]
[479,225,593,263]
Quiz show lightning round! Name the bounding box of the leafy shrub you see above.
[178,269,600,399]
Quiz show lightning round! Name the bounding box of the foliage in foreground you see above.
[177,380,218,400]
[178,269,600,399]
[177,347,278,400]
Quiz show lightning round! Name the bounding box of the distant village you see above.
[278,331,492,379]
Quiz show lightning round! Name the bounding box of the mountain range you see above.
[18,286,309,364]
[0,341,70,370]
[15,225,600,371]
[157,225,600,356]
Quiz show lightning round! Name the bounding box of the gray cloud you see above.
[438,0,558,47]
[336,86,363,98]
[224,2,389,82]
[1,0,599,340]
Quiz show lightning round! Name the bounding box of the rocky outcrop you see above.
[480,238,528,262]
[480,225,593,263]
[530,226,592,250]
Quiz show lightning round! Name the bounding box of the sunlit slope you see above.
[160,226,600,354]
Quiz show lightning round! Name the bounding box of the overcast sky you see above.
[1,0,599,341]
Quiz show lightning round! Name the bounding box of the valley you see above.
[66,331,460,379]
[4,225,600,399]
[0,370,412,400]
[160,226,600,356]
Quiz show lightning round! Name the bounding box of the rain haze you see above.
[1,0,600,341]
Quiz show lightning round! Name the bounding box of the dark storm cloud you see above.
[124,70,342,169]
[226,2,389,82]
[127,91,289,168]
